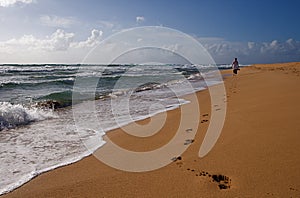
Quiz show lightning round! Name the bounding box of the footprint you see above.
[289,187,299,191]
[171,156,183,167]
[184,139,194,145]
[176,162,183,168]
[185,128,193,133]
[171,156,182,162]
[190,169,232,190]
[201,119,209,123]
[211,174,231,190]
[202,113,209,117]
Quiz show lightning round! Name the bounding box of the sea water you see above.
[0,64,231,195]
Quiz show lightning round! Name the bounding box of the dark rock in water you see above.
[36,90,95,109]
[50,100,66,109]
[36,100,68,109]
[36,90,75,109]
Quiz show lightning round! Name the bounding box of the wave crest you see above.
[0,102,58,131]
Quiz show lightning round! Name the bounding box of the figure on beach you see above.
[232,58,240,75]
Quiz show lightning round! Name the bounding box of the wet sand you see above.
[2,62,300,197]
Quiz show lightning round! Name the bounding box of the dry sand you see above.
[2,62,300,197]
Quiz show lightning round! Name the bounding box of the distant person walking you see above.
[232,58,239,75]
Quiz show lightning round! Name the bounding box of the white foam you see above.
[0,149,100,195]
[0,102,58,130]
[0,108,105,195]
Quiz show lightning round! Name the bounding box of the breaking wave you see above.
[0,102,58,131]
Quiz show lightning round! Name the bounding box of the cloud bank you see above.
[199,37,300,64]
[0,29,299,64]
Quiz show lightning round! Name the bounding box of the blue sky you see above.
[0,0,299,64]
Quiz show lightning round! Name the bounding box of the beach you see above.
[2,62,300,197]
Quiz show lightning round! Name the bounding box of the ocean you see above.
[0,63,231,195]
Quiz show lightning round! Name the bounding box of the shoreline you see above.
[2,63,300,197]
[0,70,213,195]
[0,66,218,195]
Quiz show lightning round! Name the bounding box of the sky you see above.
[0,0,299,64]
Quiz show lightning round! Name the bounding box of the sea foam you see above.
[0,102,57,131]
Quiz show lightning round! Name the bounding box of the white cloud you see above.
[0,29,104,55]
[47,29,75,51]
[136,16,145,23]
[0,29,104,53]
[247,42,256,49]
[40,15,76,28]
[0,29,106,63]
[0,29,75,52]
[286,38,294,47]
[71,29,103,48]
[0,0,33,7]
[270,40,278,48]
